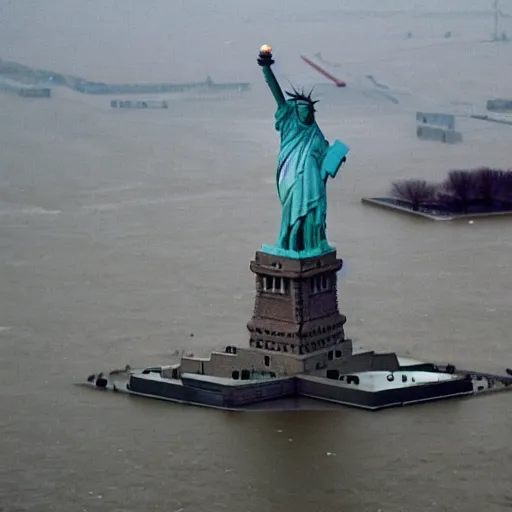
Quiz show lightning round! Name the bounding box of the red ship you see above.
[300,55,346,87]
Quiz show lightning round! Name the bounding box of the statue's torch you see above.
[257,44,285,106]
[257,44,274,66]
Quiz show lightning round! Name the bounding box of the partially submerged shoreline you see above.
[363,168,512,220]
[0,58,250,96]
[361,197,512,221]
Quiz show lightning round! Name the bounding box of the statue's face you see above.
[296,100,315,125]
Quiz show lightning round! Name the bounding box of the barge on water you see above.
[76,76,250,95]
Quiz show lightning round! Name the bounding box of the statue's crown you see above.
[285,86,319,106]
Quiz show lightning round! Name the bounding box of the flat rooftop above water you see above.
[180,372,287,386]
[131,370,284,387]
[301,370,461,393]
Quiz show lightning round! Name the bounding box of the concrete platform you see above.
[361,197,512,221]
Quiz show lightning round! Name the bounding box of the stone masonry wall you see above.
[179,339,353,379]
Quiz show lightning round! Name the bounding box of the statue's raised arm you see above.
[257,45,285,107]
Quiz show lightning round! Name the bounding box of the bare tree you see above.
[496,170,512,209]
[473,167,504,210]
[443,170,477,214]
[390,179,437,211]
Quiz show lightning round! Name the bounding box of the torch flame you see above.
[260,44,272,54]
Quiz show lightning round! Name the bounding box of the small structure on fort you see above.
[82,47,512,410]
[487,99,512,113]
[110,99,168,109]
[362,168,512,221]
[416,111,463,144]
[17,87,51,98]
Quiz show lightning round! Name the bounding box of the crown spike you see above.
[284,82,319,106]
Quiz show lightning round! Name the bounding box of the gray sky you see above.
[0,0,505,84]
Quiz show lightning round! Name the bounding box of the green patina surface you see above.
[258,50,349,259]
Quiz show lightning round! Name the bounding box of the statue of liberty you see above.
[257,45,349,258]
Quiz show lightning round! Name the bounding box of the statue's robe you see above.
[275,101,342,252]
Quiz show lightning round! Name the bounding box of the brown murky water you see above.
[1,1,512,511]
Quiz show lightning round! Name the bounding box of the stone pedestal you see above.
[247,250,347,357]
